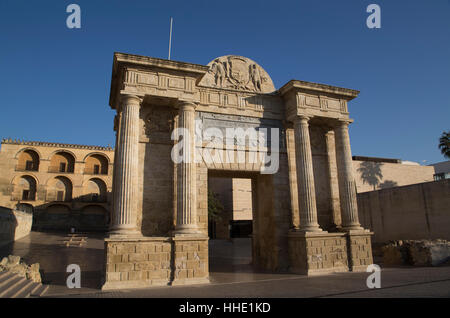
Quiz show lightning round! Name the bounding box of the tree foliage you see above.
[208,189,224,221]
[438,130,450,159]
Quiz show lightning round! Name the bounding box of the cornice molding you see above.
[0,139,114,151]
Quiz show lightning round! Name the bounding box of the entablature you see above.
[280,80,359,123]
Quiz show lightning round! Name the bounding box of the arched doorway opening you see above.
[85,154,109,175]
[16,175,37,201]
[47,176,73,202]
[49,151,75,173]
[84,178,107,202]
[17,149,40,171]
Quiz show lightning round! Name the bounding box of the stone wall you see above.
[358,179,450,242]
[0,207,32,246]
[381,240,450,267]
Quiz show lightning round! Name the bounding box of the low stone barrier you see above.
[381,240,450,266]
[0,207,32,246]
[0,255,41,283]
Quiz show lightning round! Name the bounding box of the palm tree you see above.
[439,131,450,159]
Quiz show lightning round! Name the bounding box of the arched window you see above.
[49,152,75,173]
[85,154,108,175]
[84,178,107,202]
[47,176,73,202]
[17,149,40,171]
[17,175,37,201]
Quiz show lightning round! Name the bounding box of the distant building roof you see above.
[0,138,114,152]
[352,156,401,164]
[428,161,450,174]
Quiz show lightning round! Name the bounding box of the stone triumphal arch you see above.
[102,53,373,290]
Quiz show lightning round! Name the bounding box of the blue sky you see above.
[0,0,448,164]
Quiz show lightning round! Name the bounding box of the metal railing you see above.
[15,165,39,172]
[48,166,74,173]
[83,168,108,175]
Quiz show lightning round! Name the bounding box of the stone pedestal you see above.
[102,235,209,290]
[171,235,210,286]
[288,231,349,275]
[288,230,374,275]
[102,237,172,290]
[346,230,374,272]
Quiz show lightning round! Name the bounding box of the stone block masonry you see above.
[102,236,209,290]
[346,230,374,272]
[171,236,209,285]
[288,230,373,275]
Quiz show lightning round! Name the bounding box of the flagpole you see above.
[168,17,173,60]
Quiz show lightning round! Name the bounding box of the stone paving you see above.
[1,232,449,298]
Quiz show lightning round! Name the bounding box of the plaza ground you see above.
[1,232,449,298]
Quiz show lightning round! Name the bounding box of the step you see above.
[5,279,34,298]
[0,272,15,285]
[30,284,49,297]
[0,276,25,297]
[15,281,40,298]
[0,271,11,279]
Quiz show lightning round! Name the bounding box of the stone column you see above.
[334,120,363,230]
[325,130,342,230]
[175,101,199,234]
[293,116,322,232]
[110,94,142,236]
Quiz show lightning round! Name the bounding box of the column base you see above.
[108,224,142,237]
[108,229,142,239]
[174,224,202,235]
[341,225,365,232]
[297,225,324,232]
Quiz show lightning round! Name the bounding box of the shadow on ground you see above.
[0,231,105,294]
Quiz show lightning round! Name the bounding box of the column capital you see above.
[336,119,353,128]
[120,94,143,106]
[294,115,312,125]
[177,100,197,112]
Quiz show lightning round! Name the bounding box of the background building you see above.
[352,156,435,193]
[429,160,450,181]
[0,138,114,231]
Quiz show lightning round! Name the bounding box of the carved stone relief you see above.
[198,55,276,94]
[144,107,175,135]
